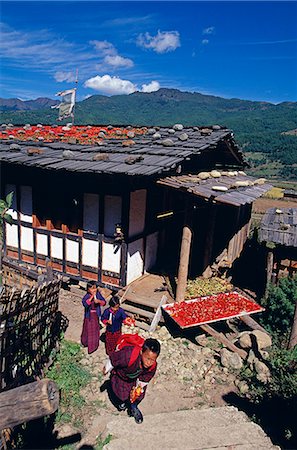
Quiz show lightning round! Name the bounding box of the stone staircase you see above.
[104,406,278,450]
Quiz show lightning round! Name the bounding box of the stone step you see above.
[104,406,278,450]
[122,303,155,320]
[122,292,161,309]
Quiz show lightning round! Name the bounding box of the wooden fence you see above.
[0,279,67,392]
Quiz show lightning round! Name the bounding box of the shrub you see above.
[260,276,297,342]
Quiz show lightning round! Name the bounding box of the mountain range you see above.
[1,88,296,179]
[0,97,58,111]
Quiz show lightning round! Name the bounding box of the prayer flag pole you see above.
[72,69,79,126]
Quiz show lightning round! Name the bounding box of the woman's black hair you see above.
[142,338,161,356]
[109,295,120,308]
[87,282,97,291]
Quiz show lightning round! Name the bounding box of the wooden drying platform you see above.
[162,290,266,358]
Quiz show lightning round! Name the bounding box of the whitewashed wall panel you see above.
[144,232,159,272]
[36,233,48,256]
[102,242,121,273]
[21,227,34,252]
[51,236,63,260]
[20,185,33,223]
[129,190,146,238]
[127,239,144,285]
[6,223,18,248]
[83,193,99,233]
[5,184,17,220]
[82,238,99,267]
[104,195,122,237]
[66,239,79,263]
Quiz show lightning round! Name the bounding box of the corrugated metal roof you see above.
[259,208,297,247]
[0,125,245,177]
[157,173,272,206]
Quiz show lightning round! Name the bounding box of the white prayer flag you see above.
[52,88,76,120]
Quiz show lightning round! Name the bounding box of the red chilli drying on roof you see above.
[0,126,147,145]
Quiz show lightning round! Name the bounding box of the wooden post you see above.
[176,224,192,303]
[288,300,297,349]
[202,204,217,277]
[265,250,274,298]
[239,315,269,334]
[199,324,247,359]
[0,379,59,429]
[46,257,54,282]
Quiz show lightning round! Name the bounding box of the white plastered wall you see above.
[82,238,99,267]
[66,239,79,263]
[5,184,18,248]
[36,233,48,256]
[102,242,121,273]
[127,238,144,285]
[51,236,63,260]
[21,227,34,252]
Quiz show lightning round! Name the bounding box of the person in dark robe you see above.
[101,295,135,355]
[103,338,160,423]
[80,282,106,354]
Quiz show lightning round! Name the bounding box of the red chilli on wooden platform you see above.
[162,291,264,329]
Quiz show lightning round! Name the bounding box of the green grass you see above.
[273,180,297,190]
[95,433,112,450]
[46,340,92,424]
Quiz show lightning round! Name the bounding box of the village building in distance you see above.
[0,124,271,291]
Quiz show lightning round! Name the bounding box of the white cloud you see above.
[54,71,76,82]
[0,23,98,78]
[203,26,215,35]
[84,74,137,95]
[91,39,134,70]
[201,39,209,45]
[104,54,134,68]
[141,80,160,92]
[84,74,160,95]
[90,40,117,55]
[137,30,180,53]
[101,15,153,27]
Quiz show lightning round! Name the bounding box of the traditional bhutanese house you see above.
[259,207,297,285]
[0,124,271,292]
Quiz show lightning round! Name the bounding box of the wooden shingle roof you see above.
[157,173,272,206]
[259,208,297,247]
[259,208,297,248]
[0,124,245,177]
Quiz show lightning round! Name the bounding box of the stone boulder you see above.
[238,331,272,350]
[238,332,252,349]
[220,348,243,370]
[252,330,272,349]
[254,360,271,384]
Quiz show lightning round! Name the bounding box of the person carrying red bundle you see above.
[101,295,135,355]
[103,335,160,424]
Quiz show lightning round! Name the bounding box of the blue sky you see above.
[0,1,296,103]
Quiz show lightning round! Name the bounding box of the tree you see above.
[289,300,297,349]
[0,192,13,286]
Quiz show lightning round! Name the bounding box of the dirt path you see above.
[57,289,240,448]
